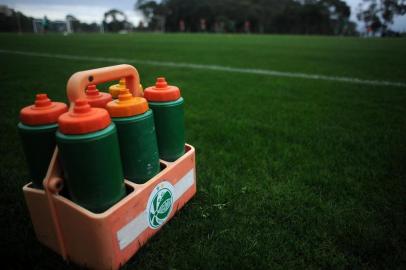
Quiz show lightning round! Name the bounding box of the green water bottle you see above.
[56,99,125,213]
[106,88,160,184]
[144,78,185,161]
[18,94,68,188]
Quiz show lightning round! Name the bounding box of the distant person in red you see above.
[200,19,206,32]
[42,16,49,33]
[244,20,251,33]
[367,26,373,36]
[179,19,185,32]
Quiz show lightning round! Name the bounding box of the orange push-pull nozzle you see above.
[155,77,168,89]
[118,88,132,101]
[85,84,112,108]
[73,99,92,114]
[86,85,99,96]
[34,94,53,108]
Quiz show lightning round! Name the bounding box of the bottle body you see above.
[18,123,58,188]
[113,109,160,183]
[149,97,185,161]
[56,123,125,213]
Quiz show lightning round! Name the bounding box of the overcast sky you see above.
[1,0,406,31]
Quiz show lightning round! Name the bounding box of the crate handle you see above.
[66,64,141,103]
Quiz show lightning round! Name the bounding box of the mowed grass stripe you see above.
[1,49,405,88]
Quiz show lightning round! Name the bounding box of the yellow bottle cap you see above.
[109,78,126,99]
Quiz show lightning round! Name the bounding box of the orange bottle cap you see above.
[85,84,112,108]
[144,77,181,102]
[109,78,126,99]
[106,88,149,118]
[58,99,111,134]
[20,94,68,126]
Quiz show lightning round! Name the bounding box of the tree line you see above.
[136,0,406,35]
[136,0,358,35]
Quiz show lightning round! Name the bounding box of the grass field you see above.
[0,33,405,269]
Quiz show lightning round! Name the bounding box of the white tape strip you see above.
[174,170,195,202]
[117,212,148,250]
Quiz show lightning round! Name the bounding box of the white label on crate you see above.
[116,169,195,250]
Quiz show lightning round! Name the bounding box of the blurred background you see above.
[0,0,405,37]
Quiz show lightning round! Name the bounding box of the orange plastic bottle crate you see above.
[22,65,197,269]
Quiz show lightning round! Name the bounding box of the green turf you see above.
[0,33,405,269]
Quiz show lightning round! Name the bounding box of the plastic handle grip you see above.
[66,64,141,103]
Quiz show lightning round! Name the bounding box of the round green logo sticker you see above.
[147,181,174,229]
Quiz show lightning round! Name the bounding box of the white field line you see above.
[1,49,405,88]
